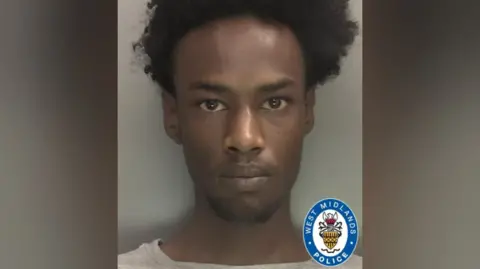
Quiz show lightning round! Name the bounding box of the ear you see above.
[161,91,182,145]
[304,89,316,135]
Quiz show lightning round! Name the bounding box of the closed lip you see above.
[218,175,269,191]
[219,166,271,179]
[220,175,269,179]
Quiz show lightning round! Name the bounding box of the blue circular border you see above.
[302,198,359,267]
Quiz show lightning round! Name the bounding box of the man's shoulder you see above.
[342,254,362,269]
[302,255,362,269]
[118,242,158,269]
[252,255,361,269]
[117,239,363,269]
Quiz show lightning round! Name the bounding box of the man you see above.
[119,0,359,268]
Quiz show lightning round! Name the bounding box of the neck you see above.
[161,195,310,265]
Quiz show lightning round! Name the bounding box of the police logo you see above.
[303,198,358,267]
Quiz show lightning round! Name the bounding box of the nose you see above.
[224,108,265,157]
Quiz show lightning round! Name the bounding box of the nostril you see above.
[227,146,239,153]
[226,146,262,154]
[250,147,262,153]
[227,147,262,154]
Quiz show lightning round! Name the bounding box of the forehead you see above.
[173,16,304,89]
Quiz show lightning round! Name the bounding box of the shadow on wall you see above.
[356,234,363,256]
[119,207,194,254]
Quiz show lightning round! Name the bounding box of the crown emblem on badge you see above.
[319,212,343,253]
[325,215,337,225]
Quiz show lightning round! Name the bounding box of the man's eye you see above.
[199,99,227,112]
[262,97,288,110]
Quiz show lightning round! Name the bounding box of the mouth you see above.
[219,176,269,192]
[218,165,271,191]
[219,172,270,192]
[219,165,271,178]
[220,174,270,179]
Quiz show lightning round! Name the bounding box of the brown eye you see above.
[199,99,226,112]
[262,97,287,110]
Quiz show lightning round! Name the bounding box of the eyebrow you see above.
[189,78,295,94]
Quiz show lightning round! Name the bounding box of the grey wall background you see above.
[118,0,362,254]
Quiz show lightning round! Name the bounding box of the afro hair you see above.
[134,0,359,95]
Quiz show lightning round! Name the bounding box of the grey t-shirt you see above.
[118,239,362,269]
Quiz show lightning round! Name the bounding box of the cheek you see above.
[180,112,227,164]
[263,130,304,193]
[271,131,303,162]
[264,117,304,166]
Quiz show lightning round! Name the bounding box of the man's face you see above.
[163,16,315,223]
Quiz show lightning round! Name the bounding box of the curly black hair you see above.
[134,0,358,96]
